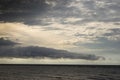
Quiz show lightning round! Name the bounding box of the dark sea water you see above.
[0,65,120,80]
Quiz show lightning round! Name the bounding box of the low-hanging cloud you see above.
[0,46,104,60]
[0,38,104,60]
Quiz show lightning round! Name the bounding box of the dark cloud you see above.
[0,0,120,25]
[0,0,71,25]
[0,0,51,25]
[0,37,17,46]
[0,0,47,11]
[0,45,104,60]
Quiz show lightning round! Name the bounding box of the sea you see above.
[0,65,120,80]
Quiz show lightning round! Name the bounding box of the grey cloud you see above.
[103,28,120,41]
[45,0,120,26]
[114,23,120,25]
[0,0,51,25]
[0,36,104,60]
[0,46,104,60]
[110,28,120,33]
[43,27,63,31]
[74,33,88,37]
[104,28,120,36]
[0,0,72,25]
[1,0,120,25]
[0,37,17,46]
[74,37,120,50]
[0,0,49,13]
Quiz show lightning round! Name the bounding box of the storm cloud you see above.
[0,0,120,25]
[0,46,104,60]
[0,0,71,25]
[0,38,104,60]
[0,0,119,64]
[0,0,51,25]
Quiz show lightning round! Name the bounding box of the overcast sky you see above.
[0,0,120,65]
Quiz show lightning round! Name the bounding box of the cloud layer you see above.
[0,0,120,25]
[0,37,104,60]
[0,37,17,46]
[0,0,51,25]
[0,46,104,60]
[0,0,119,64]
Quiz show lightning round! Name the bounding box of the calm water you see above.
[0,65,120,80]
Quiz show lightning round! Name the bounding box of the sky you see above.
[0,0,120,65]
